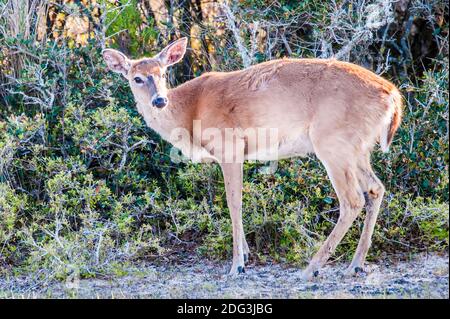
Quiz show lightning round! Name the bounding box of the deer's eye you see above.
[134,77,144,84]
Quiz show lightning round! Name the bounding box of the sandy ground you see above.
[0,253,448,299]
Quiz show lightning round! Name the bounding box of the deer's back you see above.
[179,58,400,161]
[194,58,396,131]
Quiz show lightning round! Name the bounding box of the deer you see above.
[102,37,403,280]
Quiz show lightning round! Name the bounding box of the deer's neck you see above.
[137,79,199,142]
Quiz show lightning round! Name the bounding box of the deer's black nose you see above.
[152,96,168,108]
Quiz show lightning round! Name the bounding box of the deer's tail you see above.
[380,88,403,153]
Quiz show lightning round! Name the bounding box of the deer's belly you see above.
[245,133,314,161]
[170,129,314,163]
[277,134,314,159]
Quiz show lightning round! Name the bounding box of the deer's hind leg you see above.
[302,138,366,280]
[345,154,385,276]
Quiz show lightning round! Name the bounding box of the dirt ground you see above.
[0,253,448,299]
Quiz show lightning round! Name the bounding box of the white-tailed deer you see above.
[103,37,402,279]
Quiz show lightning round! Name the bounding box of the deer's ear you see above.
[102,49,131,76]
[157,37,188,67]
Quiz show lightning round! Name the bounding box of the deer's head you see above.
[102,38,187,109]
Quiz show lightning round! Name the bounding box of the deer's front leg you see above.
[220,162,246,275]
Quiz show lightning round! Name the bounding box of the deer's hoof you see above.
[301,260,322,281]
[243,253,249,263]
[300,267,319,281]
[228,265,246,277]
[344,265,366,278]
[355,266,364,274]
